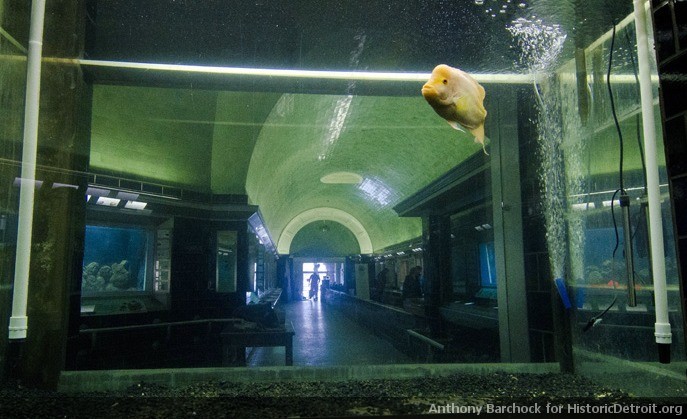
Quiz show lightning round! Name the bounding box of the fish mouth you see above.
[421,84,446,101]
[421,84,436,97]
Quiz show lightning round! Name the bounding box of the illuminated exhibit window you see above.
[81,225,150,294]
[479,241,497,288]
[449,209,495,301]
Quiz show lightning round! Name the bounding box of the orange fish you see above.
[422,64,488,154]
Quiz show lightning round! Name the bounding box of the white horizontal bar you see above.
[75,58,537,84]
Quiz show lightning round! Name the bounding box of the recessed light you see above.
[124,201,147,210]
[52,182,79,190]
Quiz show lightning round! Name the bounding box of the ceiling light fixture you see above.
[95,197,120,207]
[320,172,363,184]
[124,200,147,210]
[52,182,79,190]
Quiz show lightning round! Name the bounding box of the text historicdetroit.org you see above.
[427,402,683,416]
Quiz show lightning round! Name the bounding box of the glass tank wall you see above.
[0,0,685,399]
[547,13,686,397]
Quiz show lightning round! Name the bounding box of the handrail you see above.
[406,329,445,350]
[79,318,243,335]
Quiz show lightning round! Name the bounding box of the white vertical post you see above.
[9,0,46,340]
[633,0,672,360]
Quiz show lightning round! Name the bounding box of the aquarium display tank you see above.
[1,0,686,410]
[81,225,149,293]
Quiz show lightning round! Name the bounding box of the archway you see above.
[277,207,373,254]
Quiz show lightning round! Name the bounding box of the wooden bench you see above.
[221,322,295,366]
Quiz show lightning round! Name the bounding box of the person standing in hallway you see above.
[373,267,389,302]
[309,264,321,301]
[402,266,423,300]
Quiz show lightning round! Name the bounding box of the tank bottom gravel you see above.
[0,372,677,418]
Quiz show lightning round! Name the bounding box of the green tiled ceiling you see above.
[90,83,482,254]
[246,93,482,253]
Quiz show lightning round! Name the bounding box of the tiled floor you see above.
[247,299,411,367]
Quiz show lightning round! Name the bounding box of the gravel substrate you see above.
[0,372,667,418]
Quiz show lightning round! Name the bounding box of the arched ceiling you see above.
[277,207,372,255]
[90,83,482,255]
[290,220,360,258]
[246,92,482,253]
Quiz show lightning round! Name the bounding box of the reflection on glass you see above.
[479,241,497,288]
[216,230,237,293]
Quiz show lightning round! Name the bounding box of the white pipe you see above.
[9,0,46,340]
[633,0,672,350]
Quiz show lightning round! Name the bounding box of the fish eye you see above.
[442,79,448,85]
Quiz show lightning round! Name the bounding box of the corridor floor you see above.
[247,299,412,367]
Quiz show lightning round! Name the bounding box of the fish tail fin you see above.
[471,125,489,155]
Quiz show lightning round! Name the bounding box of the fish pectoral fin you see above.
[447,120,466,132]
[454,95,469,113]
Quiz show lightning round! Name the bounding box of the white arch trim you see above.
[277,207,373,255]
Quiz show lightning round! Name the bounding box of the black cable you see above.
[624,28,653,293]
[636,115,647,191]
[607,22,624,194]
[584,187,622,332]
[585,22,627,332]
[610,189,621,259]
[583,296,618,331]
